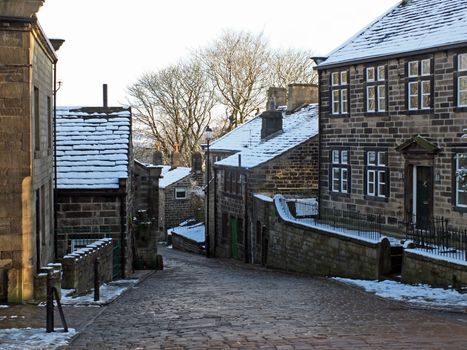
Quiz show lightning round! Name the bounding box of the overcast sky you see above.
[37,0,400,107]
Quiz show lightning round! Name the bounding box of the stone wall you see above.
[402,250,467,288]
[172,233,204,255]
[0,16,56,303]
[319,49,467,232]
[252,196,391,279]
[56,191,132,278]
[62,238,113,295]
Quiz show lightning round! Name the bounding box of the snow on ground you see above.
[0,305,8,308]
[0,327,76,350]
[59,279,138,306]
[334,278,467,309]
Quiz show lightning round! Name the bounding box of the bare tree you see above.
[268,48,318,88]
[199,30,270,132]
[128,59,215,165]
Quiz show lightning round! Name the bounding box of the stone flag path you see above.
[64,246,467,349]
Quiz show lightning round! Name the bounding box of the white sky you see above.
[37,0,400,107]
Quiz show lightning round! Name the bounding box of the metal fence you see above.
[406,217,467,261]
[316,207,383,241]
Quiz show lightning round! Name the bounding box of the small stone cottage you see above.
[157,152,203,241]
[55,106,133,278]
[206,85,319,262]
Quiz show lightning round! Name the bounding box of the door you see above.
[413,166,433,228]
[230,217,238,259]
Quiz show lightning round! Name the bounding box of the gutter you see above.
[317,41,467,71]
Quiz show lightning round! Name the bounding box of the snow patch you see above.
[0,328,77,350]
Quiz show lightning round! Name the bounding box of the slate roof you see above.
[319,0,467,68]
[159,166,192,189]
[214,104,318,169]
[56,106,131,189]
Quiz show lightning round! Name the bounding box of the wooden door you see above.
[416,166,433,228]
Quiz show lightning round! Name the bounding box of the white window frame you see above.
[174,187,187,200]
[332,167,340,192]
[378,85,386,112]
[332,89,340,115]
[331,72,339,86]
[367,86,376,112]
[421,59,431,76]
[456,153,467,208]
[367,170,376,196]
[408,61,419,77]
[331,150,350,194]
[421,80,431,110]
[366,150,388,198]
[377,171,386,198]
[366,67,375,82]
[341,168,348,193]
[458,76,467,107]
[408,81,419,110]
[341,89,348,114]
[377,66,385,81]
[340,71,348,85]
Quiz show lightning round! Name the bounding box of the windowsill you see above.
[405,109,433,115]
[454,106,467,113]
[453,205,467,213]
[364,112,388,117]
[364,195,388,203]
[329,114,350,118]
[330,191,350,198]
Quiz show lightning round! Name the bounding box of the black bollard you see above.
[46,270,54,333]
[94,257,100,302]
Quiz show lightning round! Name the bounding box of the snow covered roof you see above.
[209,115,263,153]
[159,165,192,189]
[56,106,131,189]
[319,0,467,68]
[168,222,205,243]
[215,104,318,169]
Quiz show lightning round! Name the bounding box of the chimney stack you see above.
[191,152,202,174]
[260,110,283,140]
[152,144,163,165]
[170,144,181,169]
[287,84,318,112]
[266,87,287,110]
[103,84,108,108]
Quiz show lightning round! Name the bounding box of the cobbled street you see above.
[65,246,467,349]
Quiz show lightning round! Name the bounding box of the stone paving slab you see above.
[58,246,467,349]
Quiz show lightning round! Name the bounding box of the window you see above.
[455,153,467,207]
[456,53,467,108]
[34,87,40,152]
[407,59,432,111]
[224,170,241,195]
[366,65,386,113]
[174,187,187,199]
[365,150,389,198]
[330,70,349,116]
[330,149,350,194]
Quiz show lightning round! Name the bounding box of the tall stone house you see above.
[55,106,134,278]
[316,0,467,233]
[207,85,319,261]
[0,0,62,303]
[157,152,203,241]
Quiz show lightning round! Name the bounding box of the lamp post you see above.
[204,125,213,258]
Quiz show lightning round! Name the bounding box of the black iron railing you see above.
[316,207,383,241]
[406,217,467,261]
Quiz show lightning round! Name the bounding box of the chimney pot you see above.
[103,84,108,108]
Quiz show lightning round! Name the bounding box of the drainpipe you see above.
[213,167,218,257]
[53,61,58,260]
[119,179,127,278]
[243,172,249,264]
[317,70,322,220]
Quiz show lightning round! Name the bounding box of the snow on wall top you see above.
[56,106,131,189]
[215,104,318,169]
[320,0,467,68]
[159,165,192,189]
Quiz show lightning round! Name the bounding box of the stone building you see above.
[206,85,319,261]
[132,159,161,268]
[316,0,467,233]
[55,106,134,278]
[157,152,203,241]
[0,0,61,303]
